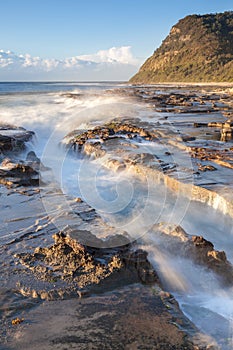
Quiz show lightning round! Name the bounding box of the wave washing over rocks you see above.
[0,82,233,349]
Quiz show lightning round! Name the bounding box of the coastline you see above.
[129,82,233,88]
[1,82,233,349]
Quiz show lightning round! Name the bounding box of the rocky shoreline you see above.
[1,85,233,349]
[0,187,209,349]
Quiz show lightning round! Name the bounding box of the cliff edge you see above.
[130,11,233,83]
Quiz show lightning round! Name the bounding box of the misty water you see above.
[0,82,233,348]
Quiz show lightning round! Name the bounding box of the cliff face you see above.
[130,11,233,83]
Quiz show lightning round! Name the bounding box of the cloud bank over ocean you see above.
[0,46,141,81]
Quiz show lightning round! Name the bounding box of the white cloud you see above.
[0,47,141,80]
[0,50,22,68]
[77,46,139,65]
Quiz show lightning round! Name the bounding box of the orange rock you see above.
[11,317,24,325]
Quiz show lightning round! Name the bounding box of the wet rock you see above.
[182,135,196,142]
[221,127,233,141]
[11,317,24,325]
[26,150,51,172]
[78,209,97,222]
[224,121,233,128]
[190,146,233,169]
[157,224,189,242]
[124,152,156,167]
[191,235,214,250]
[65,120,155,155]
[106,158,126,171]
[208,122,224,128]
[194,123,208,128]
[157,226,233,286]
[103,234,131,248]
[74,197,83,203]
[66,228,103,247]
[123,249,158,284]
[138,267,157,283]
[1,157,15,169]
[0,162,40,187]
[15,231,159,299]
[0,126,40,188]
[83,142,106,158]
[26,151,39,162]
[0,125,34,154]
[123,249,148,267]
[198,164,217,172]
[0,134,20,153]
[6,283,208,350]
[207,250,227,263]
[189,235,233,284]
[159,291,171,299]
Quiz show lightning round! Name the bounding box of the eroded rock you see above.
[15,231,159,300]
[0,126,41,188]
[64,120,155,156]
[156,225,233,286]
[0,124,34,154]
[0,161,40,187]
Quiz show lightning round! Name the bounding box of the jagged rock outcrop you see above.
[0,158,40,187]
[15,231,158,300]
[130,11,233,83]
[0,124,34,154]
[156,224,233,285]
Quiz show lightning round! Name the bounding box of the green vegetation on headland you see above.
[130,11,233,83]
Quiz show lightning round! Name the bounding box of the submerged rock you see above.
[64,120,155,156]
[26,150,40,163]
[198,164,217,172]
[0,161,40,187]
[0,126,41,188]
[156,225,233,286]
[0,124,34,155]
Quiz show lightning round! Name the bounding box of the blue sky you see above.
[0,0,232,80]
